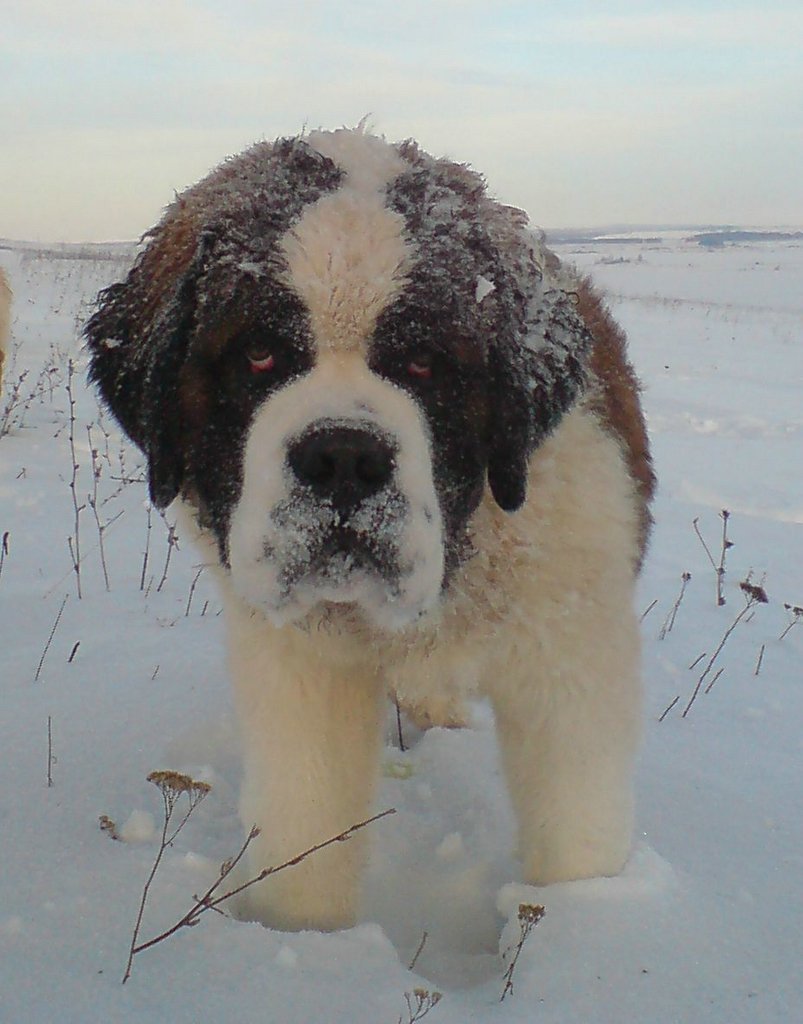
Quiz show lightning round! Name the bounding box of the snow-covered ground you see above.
[1,231,801,1023]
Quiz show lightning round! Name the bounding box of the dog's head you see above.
[86,129,591,629]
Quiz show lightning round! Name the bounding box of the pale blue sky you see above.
[2,0,801,241]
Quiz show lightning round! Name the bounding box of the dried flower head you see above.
[740,580,768,604]
[147,770,211,799]
[99,814,120,841]
[518,903,546,927]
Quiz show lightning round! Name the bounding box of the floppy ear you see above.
[486,289,592,512]
[85,228,211,508]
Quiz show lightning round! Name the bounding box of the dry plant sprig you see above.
[681,577,769,718]
[47,715,55,788]
[1,344,67,437]
[85,423,124,591]
[658,572,692,639]
[34,594,69,682]
[693,510,732,606]
[140,504,153,592]
[123,796,396,984]
[122,771,212,984]
[408,931,429,972]
[155,513,179,593]
[399,989,442,1024]
[778,604,802,642]
[640,598,658,622]
[65,359,85,599]
[185,567,205,617]
[0,530,9,581]
[501,903,546,1001]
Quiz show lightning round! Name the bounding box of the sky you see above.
[2,0,802,242]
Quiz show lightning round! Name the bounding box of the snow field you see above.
[0,233,801,1022]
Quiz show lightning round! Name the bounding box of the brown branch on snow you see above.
[155,513,179,593]
[34,594,69,682]
[0,530,9,581]
[658,572,692,639]
[47,716,55,788]
[408,931,429,972]
[65,360,85,599]
[640,598,658,622]
[693,510,732,607]
[122,772,212,984]
[122,784,396,984]
[682,577,768,718]
[778,604,802,642]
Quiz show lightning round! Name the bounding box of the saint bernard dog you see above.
[86,127,654,932]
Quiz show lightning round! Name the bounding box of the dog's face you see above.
[87,129,591,629]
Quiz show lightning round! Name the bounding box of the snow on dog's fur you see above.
[86,127,654,931]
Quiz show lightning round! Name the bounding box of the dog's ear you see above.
[86,226,211,508]
[486,279,591,513]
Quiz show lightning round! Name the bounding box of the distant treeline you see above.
[690,231,803,247]
[545,227,803,247]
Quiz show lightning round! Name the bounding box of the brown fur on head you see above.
[86,127,652,625]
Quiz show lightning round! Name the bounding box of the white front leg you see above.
[225,603,384,931]
[487,605,642,886]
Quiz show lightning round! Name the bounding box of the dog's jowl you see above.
[87,127,654,931]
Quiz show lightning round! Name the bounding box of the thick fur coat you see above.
[86,128,654,930]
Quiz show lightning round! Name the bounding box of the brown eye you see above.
[407,356,433,380]
[247,349,275,374]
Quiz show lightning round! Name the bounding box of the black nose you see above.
[287,424,396,513]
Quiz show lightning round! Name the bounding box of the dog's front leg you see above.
[225,608,384,931]
[487,604,643,887]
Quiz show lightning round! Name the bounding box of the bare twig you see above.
[155,514,179,593]
[85,423,124,590]
[658,572,691,639]
[0,530,9,580]
[704,666,726,695]
[693,511,731,606]
[122,772,212,984]
[66,360,84,599]
[754,644,766,677]
[47,716,54,788]
[35,594,69,682]
[682,579,768,718]
[395,697,407,752]
[140,504,152,592]
[409,931,429,972]
[778,604,802,642]
[501,903,546,1001]
[123,802,396,983]
[185,567,204,617]
[640,598,658,622]
[658,695,680,723]
[198,808,397,914]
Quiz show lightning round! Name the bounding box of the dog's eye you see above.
[246,348,275,374]
[407,356,433,380]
